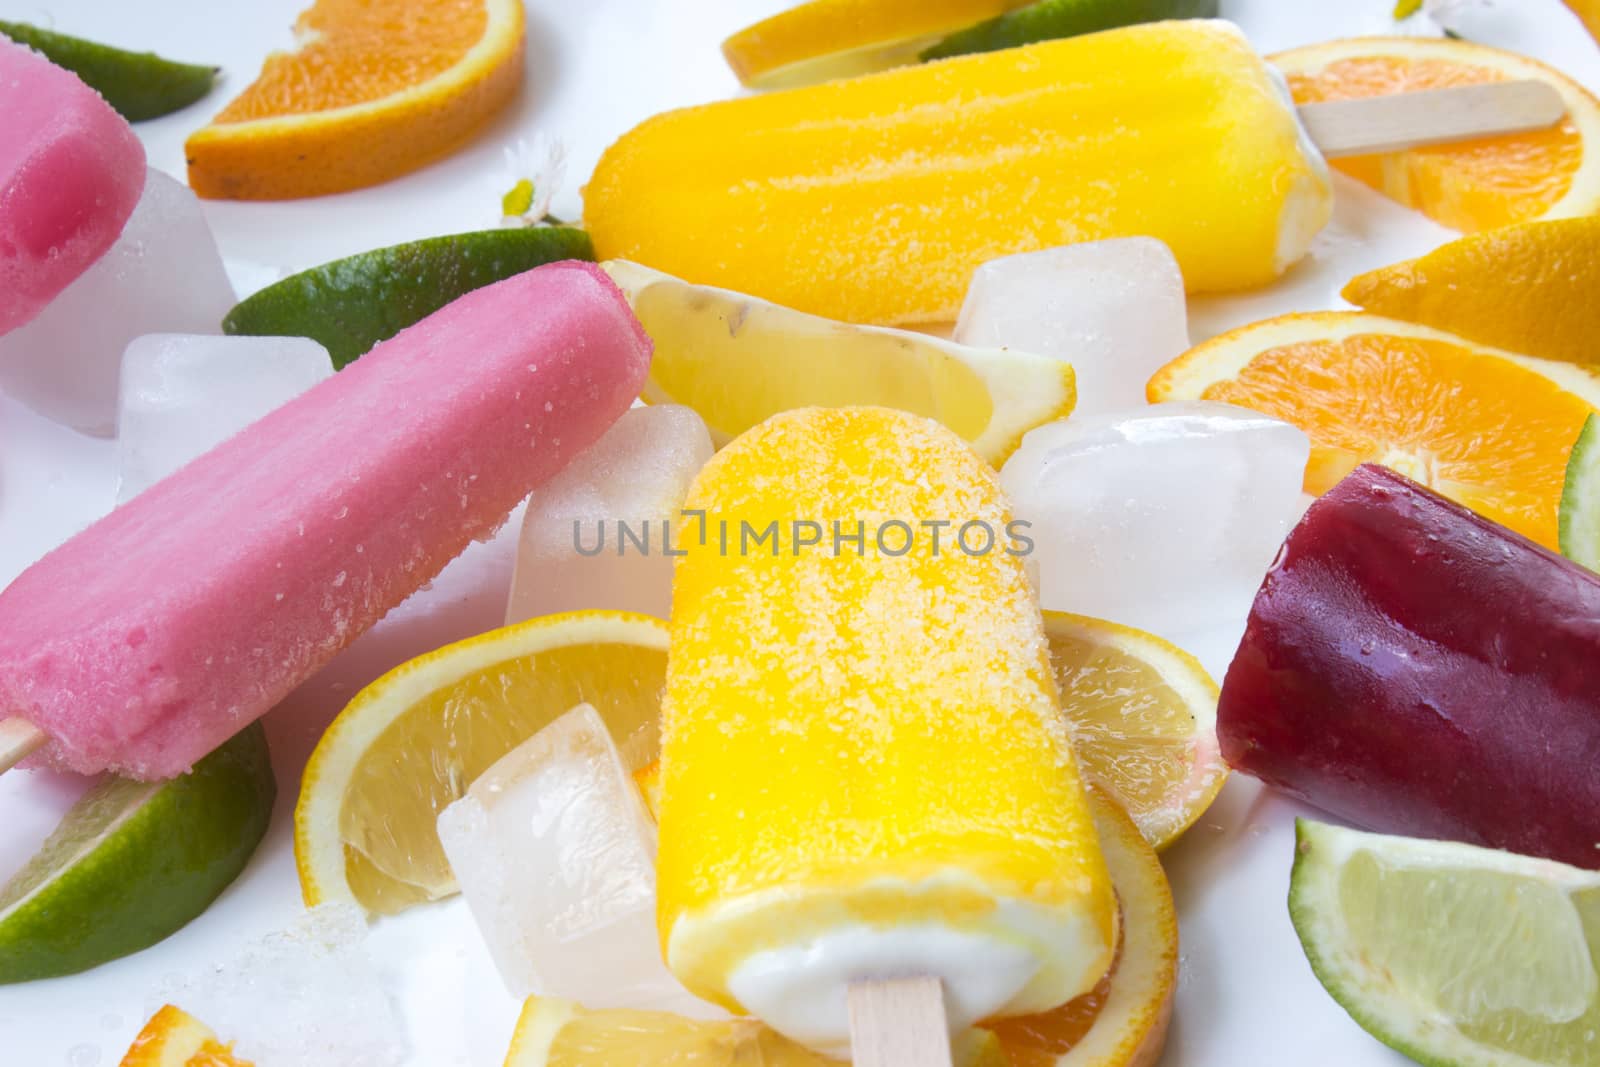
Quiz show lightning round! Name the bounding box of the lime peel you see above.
[0,20,215,121]
[0,724,276,983]
[1559,413,1600,570]
[1290,819,1600,1067]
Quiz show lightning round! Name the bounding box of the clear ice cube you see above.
[999,402,1310,658]
[506,404,713,624]
[156,904,407,1067]
[116,333,333,503]
[437,704,725,1018]
[954,238,1190,416]
[0,168,236,435]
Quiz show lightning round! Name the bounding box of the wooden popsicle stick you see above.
[847,977,954,1067]
[0,717,47,774]
[1297,79,1566,158]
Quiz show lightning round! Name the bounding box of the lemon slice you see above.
[1290,819,1600,1067]
[721,0,1030,89]
[1341,218,1600,370]
[1044,611,1225,850]
[294,611,668,914]
[604,261,1075,465]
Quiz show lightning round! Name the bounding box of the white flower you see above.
[1395,0,1496,36]
[492,134,568,225]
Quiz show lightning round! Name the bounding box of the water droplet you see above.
[68,1044,101,1067]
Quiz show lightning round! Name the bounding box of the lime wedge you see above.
[921,0,1218,62]
[0,724,276,983]
[224,226,594,369]
[0,21,215,122]
[1289,819,1600,1067]
[1560,414,1600,570]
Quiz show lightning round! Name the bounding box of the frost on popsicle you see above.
[954,238,1190,416]
[117,334,334,504]
[0,169,235,435]
[437,704,724,1018]
[999,401,1309,657]
[507,405,713,624]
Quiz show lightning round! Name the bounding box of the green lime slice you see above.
[1559,414,1600,570]
[0,723,275,983]
[0,21,215,122]
[1289,819,1600,1067]
[224,226,596,370]
[921,0,1218,61]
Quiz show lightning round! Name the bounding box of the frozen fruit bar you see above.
[656,406,1116,1054]
[0,37,145,335]
[586,20,1331,324]
[1220,463,1600,870]
[0,262,651,779]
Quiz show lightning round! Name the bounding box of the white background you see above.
[2,0,1598,1063]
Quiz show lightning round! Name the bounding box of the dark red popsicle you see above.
[1219,463,1600,869]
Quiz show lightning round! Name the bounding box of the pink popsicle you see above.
[0,38,145,336]
[0,261,651,779]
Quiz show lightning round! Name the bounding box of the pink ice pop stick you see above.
[0,262,651,779]
[0,38,145,336]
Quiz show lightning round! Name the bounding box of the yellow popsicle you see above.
[656,406,1117,1055]
[585,20,1332,325]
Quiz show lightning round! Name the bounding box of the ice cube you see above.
[0,168,236,435]
[437,704,724,1018]
[999,402,1310,657]
[507,404,713,624]
[117,333,334,503]
[156,904,407,1067]
[954,238,1190,416]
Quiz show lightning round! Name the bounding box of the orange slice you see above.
[1567,0,1600,43]
[1274,37,1600,232]
[1148,312,1600,550]
[1343,217,1600,368]
[722,0,1029,89]
[120,1006,253,1067]
[983,789,1176,1067]
[185,0,524,199]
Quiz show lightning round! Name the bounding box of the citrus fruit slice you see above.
[504,999,1008,1066]
[1567,0,1600,43]
[0,724,275,983]
[223,226,593,368]
[1290,819,1600,1067]
[1148,311,1600,551]
[1561,414,1600,570]
[120,1005,253,1067]
[721,0,1030,89]
[1342,217,1600,370]
[603,261,1076,465]
[0,21,215,122]
[294,610,667,915]
[1044,611,1224,851]
[984,789,1177,1067]
[1273,36,1600,232]
[185,0,524,199]
[921,0,1215,62]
